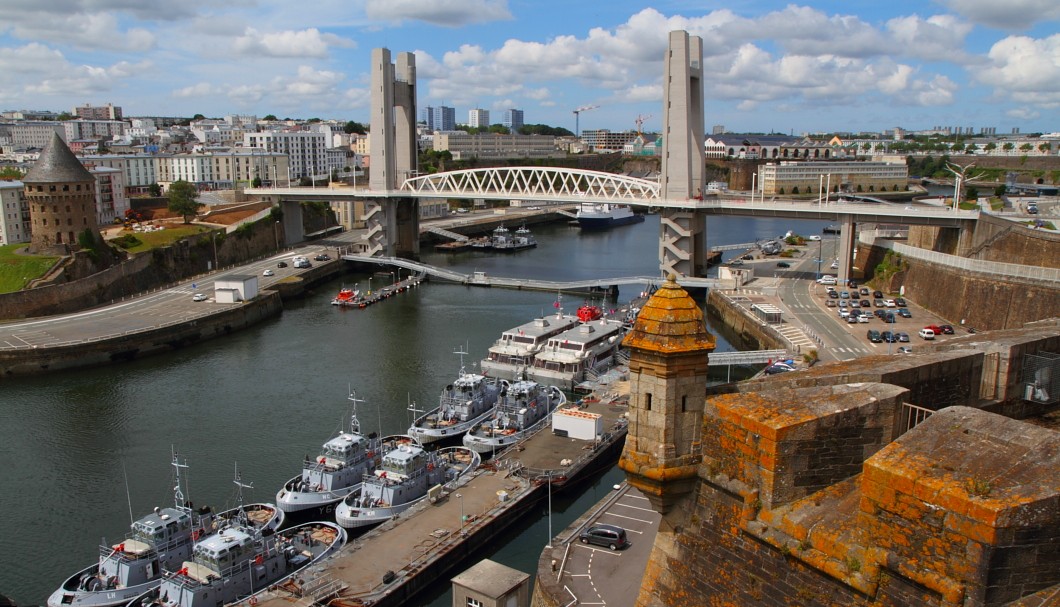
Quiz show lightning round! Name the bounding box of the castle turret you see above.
[619,275,715,513]
[23,132,99,254]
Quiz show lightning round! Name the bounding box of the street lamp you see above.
[816,230,823,279]
[455,493,465,534]
[368,276,372,296]
[751,172,757,204]
[546,472,553,549]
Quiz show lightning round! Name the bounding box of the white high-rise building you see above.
[469,108,489,128]
[244,130,328,180]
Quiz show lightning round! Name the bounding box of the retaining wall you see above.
[705,289,790,352]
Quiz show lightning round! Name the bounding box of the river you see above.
[0,213,831,606]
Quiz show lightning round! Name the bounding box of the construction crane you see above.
[573,105,599,137]
[635,113,653,137]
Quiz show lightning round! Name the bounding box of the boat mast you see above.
[347,388,365,435]
[232,463,252,527]
[172,448,190,512]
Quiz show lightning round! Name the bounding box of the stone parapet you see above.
[702,382,906,510]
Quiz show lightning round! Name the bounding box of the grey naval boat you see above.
[47,456,283,607]
[462,380,566,456]
[407,350,505,445]
[334,445,479,529]
[276,391,383,514]
[127,519,346,607]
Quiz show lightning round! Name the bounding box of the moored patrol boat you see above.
[408,350,505,445]
[463,380,566,456]
[334,445,479,529]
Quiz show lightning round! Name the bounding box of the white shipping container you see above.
[552,408,602,440]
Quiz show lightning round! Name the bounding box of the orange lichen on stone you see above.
[622,275,716,354]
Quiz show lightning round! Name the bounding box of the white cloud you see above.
[5,11,155,52]
[886,14,975,63]
[232,27,355,58]
[976,35,1060,107]
[1006,108,1040,120]
[0,43,149,97]
[941,0,1060,30]
[173,82,217,98]
[365,0,512,27]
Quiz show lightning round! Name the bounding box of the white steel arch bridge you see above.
[401,167,661,204]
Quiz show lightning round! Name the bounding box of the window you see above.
[682,395,687,412]
[466,599,484,607]
[645,393,652,411]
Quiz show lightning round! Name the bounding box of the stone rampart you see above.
[635,397,1060,607]
[705,289,789,352]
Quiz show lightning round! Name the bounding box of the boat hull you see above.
[408,409,493,445]
[577,213,644,230]
[276,478,361,513]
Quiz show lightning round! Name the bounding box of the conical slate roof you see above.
[622,274,716,354]
[23,132,94,184]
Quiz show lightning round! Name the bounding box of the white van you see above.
[918,328,935,340]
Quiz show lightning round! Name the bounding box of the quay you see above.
[245,383,631,607]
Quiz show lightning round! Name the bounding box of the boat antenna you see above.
[454,344,469,376]
[122,459,134,525]
[172,447,189,511]
[347,388,364,435]
[407,393,424,422]
[232,463,252,527]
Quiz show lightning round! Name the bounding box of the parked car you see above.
[826,300,837,308]
[873,290,884,299]
[867,330,882,343]
[192,293,208,302]
[840,291,850,299]
[897,346,913,354]
[579,524,630,550]
[897,332,910,342]
[838,300,848,308]
[874,299,886,308]
[894,298,907,307]
[850,300,860,308]
[859,287,870,296]
[817,275,837,285]
[809,235,821,241]
[918,328,936,340]
[875,310,887,319]
[884,299,896,308]
[848,281,858,290]
[924,324,944,335]
[742,254,754,261]
[897,308,912,318]
[846,314,859,324]
[776,261,791,268]
[938,324,955,334]
[884,313,896,323]
[830,261,839,269]
[860,300,871,308]
[728,259,744,266]
[828,291,839,299]
[882,331,897,343]
[277,261,288,268]
[857,314,869,323]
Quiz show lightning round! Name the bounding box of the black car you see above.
[897,308,912,318]
[579,524,630,550]
[314,253,331,261]
[860,300,871,308]
[874,309,887,319]
[884,313,896,323]
[873,290,884,299]
[776,261,791,268]
[894,298,907,307]
[881,331,897,343]
[939,324,955,334]
[742,254,754,260]
[277,261,288,268]
[867,330,882,343]
[828,291,839,299]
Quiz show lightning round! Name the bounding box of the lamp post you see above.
[751,172,757,204]
[368,276,372,296]
[816,231,823,280]
[546,472,553,549]
[455,493,465,534]
[825,174,831,204]
[818,174,824,206]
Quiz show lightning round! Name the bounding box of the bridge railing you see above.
[866,238,1060,284]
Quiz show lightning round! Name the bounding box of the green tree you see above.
[994,184,1007,196]
[1039,143,1051,153]
[1019,143,1033,153]
[251,177,262,188]
[984,142,997,152]
[343,121,367,135]
[1002,143,1014,152]
[167,180,202,224]
[965,186,979,200]
[307,117,321,123]
[57,112,74,121]
[487,124,511,134]
[0,166,24,180]
[263,114,278,121]
[148,182,162,197]
[192,114,205,121]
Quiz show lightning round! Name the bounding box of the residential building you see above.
[581,129,637,151]
[88,166,128,225]
[433,132,559,160]
[420,106,435,130]
[757,160,908,196]
[502,109,524,132]
[243,130,327,179]
[0,180,30,245]
[431,106,456,132]
[156,151,290,190]
[704,135,836,160]
[468,108,490,129]
[73,103,122,121]
[63,119,126,142]
[1,109,60,120]
[81,154,157,193]
[9,122,66,148]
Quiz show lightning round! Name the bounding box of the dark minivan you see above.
[579,524,630,550]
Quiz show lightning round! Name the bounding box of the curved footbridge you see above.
[339,253,720,294]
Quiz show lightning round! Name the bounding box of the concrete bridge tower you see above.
[366,47,420,258]
[659,30,709,278]
[619,275,716,513]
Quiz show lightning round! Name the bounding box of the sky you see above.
[1,0,1058,135]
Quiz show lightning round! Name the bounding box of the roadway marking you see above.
[612,502,656,514]
[599,513,653,528]
[576,545,625,555]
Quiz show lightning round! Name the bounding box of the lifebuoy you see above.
[249,598,258,606]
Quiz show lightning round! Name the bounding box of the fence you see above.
[866,238,1060,284]
[899,402,935,435]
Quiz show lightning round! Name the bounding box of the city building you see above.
[431,106,456,132]
[73,103,122,121]
[703,135,835,160]
[62,119,126,142]
[243,130,327,180]
[156,151,290,190]
[88,165,128,225]
[22,132,100,253]
[9,122,66,148]
[581,129,637,152]
[468,108,489,129]
[80,154,158,194]
[503,109,524,132]
[0,180,30,245]
[757,160,908,195]
[432,132,560,160]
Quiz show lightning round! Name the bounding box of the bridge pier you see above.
[837,214,856,285]
[659,209,709,278]
[279,200,305,245]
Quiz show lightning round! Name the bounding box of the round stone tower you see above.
[619,275,715,513]
[23,132,99,254]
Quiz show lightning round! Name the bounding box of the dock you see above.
[243,382,631,607]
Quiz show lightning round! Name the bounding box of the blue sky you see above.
[1,0,1058,135]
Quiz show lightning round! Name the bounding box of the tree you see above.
[1002,143,1014,152]
[148,182,162,197]
[0,166,23,180]
[1039,143,1051,153]
[167,180,202,224]
[994,184,1007,196]
[965,186,979,201]
[307,117,321,123]
[984,142,997,152]
[57,112,74,121]
[191,114,205,121]
[263,114,278,121]
[251,177,262,188]
[1019,143,1033,153]
[343,121,367,135]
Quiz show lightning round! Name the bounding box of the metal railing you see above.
[899,402,935,435]
[866,238,1060,284]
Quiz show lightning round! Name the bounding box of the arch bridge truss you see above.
[401,167,660,203]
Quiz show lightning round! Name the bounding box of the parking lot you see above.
[560,484,660,606]
[810,279,964,353]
